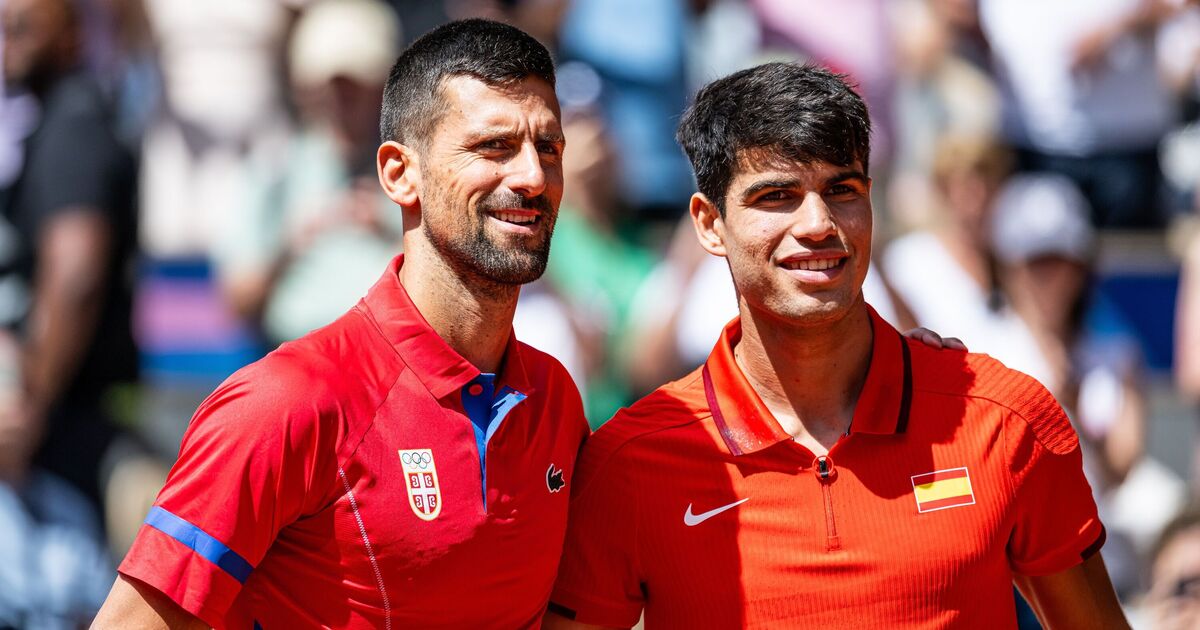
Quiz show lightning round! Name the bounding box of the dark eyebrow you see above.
[827,170,869,187]
[464,127,515,142]
[537,131,565,144]
[740,178,802,201]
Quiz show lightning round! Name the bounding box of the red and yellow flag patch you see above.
[911,467,975,513]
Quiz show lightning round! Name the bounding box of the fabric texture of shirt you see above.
[550,307,1103,629]
[119,255,590,628]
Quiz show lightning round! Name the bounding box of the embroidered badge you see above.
[400,449,442,520]
[911,467,975,513]
[546,463,566,493]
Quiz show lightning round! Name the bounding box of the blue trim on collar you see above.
[462,375,529,509]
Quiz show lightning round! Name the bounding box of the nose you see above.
[505,142,548,199]
[790,191,838,243]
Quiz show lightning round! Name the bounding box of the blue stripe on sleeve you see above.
[144,506,254,583]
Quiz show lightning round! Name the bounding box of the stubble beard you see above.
[422,189,557,292]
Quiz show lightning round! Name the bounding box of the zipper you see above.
[814,455,841,551]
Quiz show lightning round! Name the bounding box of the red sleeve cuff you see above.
[1011,521,1107,577]
[119,524,245,627]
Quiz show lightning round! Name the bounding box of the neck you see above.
[733,300,874,455]
[399,241,519,374]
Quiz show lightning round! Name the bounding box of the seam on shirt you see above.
[918,387,1077,456]
[339,365,407,469]
[335,307,407,468]
[577,369,716,497]
[1000,401,1016,543]
[910,364,1076,455]
[339,467,392,629]
[576,409,713,498]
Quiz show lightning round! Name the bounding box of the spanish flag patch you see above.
[911,467,975,513]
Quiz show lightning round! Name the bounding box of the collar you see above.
[702,305,913,456]
[359,254,532,400]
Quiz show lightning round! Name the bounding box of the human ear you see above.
[690,193,726,258]
[377,141,420,209]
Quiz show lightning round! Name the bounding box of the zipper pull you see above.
[814,455,837,482]
[812,455,841,550]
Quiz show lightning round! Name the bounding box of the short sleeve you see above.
[1005,391,1105,577]
[549,433,645,627]
[22,89,131,229]
[118,360,341,626]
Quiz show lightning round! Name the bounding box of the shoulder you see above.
[24,75,129,195]
[36,75,118,148]
[512,340,591,436]
[191,307,400,442]
[909,343,1077,455]
[574,368,709,490]
[514,340,580,392]
[42,74,109,121]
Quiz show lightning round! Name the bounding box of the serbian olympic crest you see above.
[399,449,442,521]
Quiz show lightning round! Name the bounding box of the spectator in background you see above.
[558,0,695,220]
[137,0,306,259]
[0,0,138,508]
[214,0,403,346]
[991,173,1189,597]
[1176,201,1200,489]
[537,85,656,421]
[978,0,1183,228]
[991,175,1142,489]
[1145,506,1200,629]
[130,0,315,469]
[882,134,1056,387]
[751,0,897,174]
[0,330,112,629]
[889,0,1001,230]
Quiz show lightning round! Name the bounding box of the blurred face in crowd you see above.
[1149,525,1200,630]
[931,136,1012,248]
[1006,255,1089,339]
[415,75,564,286]
[694,150,873,328]
[1,0,76,87]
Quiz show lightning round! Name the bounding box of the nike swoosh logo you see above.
[683,498,749,526]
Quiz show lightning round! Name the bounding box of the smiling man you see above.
[543,63,1129,629]
[93,19,589,629]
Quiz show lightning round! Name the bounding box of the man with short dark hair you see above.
[544,63,1129,629]
[94,19,589,629]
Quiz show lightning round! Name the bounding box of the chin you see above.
[770,293,861,328]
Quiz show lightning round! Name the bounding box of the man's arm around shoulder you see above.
[1016,553,1130,630]
[91,574,210,630]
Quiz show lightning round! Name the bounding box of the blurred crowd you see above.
[2,0,1200,627]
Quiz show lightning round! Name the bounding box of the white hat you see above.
[289,0,401,88]
[990,173,1096,263]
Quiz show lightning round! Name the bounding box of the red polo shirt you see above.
[120,255,590,629]
[549,307,1103,629]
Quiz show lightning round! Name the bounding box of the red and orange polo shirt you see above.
[120,255,590,629]
[549,307,1103,629]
